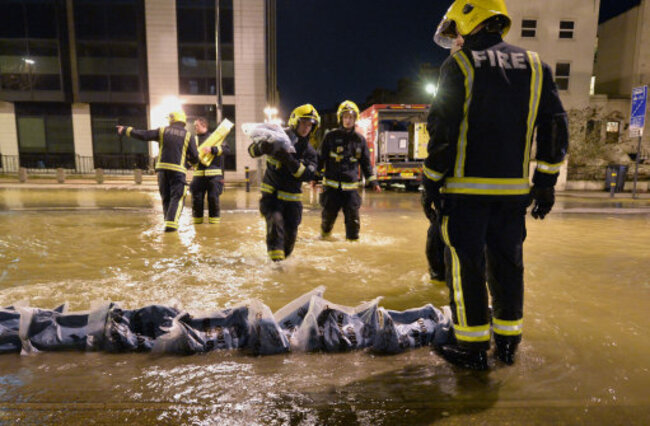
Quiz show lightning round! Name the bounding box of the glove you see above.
[421,190,436,221]
[259,140,274,155]
[273,147,300,171]
[422,179,442,218]
[529,186,555,220]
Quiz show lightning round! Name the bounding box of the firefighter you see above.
[117,111,199,232]
[248,104,319,261]
[424,0,568,369]
[318,100,381,241]
[190,117,230,225]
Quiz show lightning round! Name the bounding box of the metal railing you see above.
[0,154,155,175]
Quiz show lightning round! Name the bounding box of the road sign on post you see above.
[630,86,647,198]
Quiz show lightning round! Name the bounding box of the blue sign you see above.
[629,85,647,137]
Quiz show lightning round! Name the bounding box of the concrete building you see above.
[505,0,601,111]
[0,0,277,181]
[593,0,650,161]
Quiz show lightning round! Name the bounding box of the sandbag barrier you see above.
[0,287,451,356]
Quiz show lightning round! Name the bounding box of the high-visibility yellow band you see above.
[164,221,179,229]
[423,165,444,182]
[441,216,467,327]
[293,163,306,178]
[367,175,377,182]
[536,161,563,174]
[156,162,187,173]
[268,250,285,260]
[193,217,204,224]
[248,144,256,157]
[126,127,133,137]
[194,169,223,177]
[267,157,281,168]
[443,177,530,195]
[493,318,523,336]
[329,151,343,162]
[277,191,302,202]
[208,217,221,224]
[453,51,474,178]
[524,51,543,177]
[180,131,190,170]
[323,179,359,190]
[454,323,491,342]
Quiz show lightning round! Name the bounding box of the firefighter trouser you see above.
[426,213,446,282]
[190,176,224,224]
[259,194,303,261]
[440,196,527,351]
[157,170,188,231]
[320,188,361,240]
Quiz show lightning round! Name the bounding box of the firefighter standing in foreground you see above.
[117,111,199,232]
[248,104,319,261]
[190,117,231,225]
[424,0,568,369]
[318,100,381,241]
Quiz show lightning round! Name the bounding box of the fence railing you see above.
[1,154,155,175]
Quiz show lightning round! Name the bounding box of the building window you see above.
[73,0,147,103]
[15,103,75,168]
[177,0,234,96]
[90,104,149,169]
[555,62,571,91]
[559,21,574,39]
[184,104,237,171]
[0,0,65,100]
[606,121,620,144]
[521,19,537,38]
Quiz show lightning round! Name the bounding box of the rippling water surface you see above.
[1,188,649,424]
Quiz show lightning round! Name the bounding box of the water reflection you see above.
[0,188,649,423]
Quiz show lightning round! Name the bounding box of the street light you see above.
[425,83,437,96]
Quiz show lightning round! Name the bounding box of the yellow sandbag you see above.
[198,118,234,167]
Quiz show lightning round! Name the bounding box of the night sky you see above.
[276,0,640,117]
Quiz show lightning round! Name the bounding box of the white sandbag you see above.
[241,122,295,154]
[273,286,326,346]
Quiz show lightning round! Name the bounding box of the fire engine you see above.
[357,104,430,190]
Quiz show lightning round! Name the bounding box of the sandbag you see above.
[88,304,179,353]
[153,305,250,355]
[373,304,451,354]
[247,300,290,355]
[273,286,325,347]
[18,307,89,353]
[292,296,382,353]
[242,122,295,154]
[0,308,21,354]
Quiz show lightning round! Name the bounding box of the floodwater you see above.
[0,187,649,424]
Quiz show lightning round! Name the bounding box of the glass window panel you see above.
[556,77,569,91]
[177,9,205,43]
[110,75,139,92]
[108,4,137,40]
[522,29,536,37]
[26,4,57,38]
[0,4,26,38]
[1,74,30,91]
[110,43,138,58]
[559,31,574,39]
[18,117,47,151]
[220,44,233,61]
[220,9,233,44]
[80,74,109,91]
[560,21,574,29]
[46,115,74,153]
[522,19,537,29]
[0,40,28,55]
[77,42,109,58]
[556,63,571,77]
[222,77,234,95]
[74,4,107,40]
[32,74,61,90]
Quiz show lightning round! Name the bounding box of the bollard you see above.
[134,169,143,185]
[245,166,250,192]
[18,167,27,183]
[96,168,104,184]
[56,168,65,184]
[609,170,617,198]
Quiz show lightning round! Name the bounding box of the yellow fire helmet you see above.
[434,0,511,49]
[336,100,360,124]
[168,110,187,124]
[288,104,321,132]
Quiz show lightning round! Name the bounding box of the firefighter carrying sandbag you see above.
[247,104,319,261]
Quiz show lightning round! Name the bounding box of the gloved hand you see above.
[259,140,274,155]
[273,147,299,171]
[421,189,436,221]
[529,186,555,220]
[422,179,443,218]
